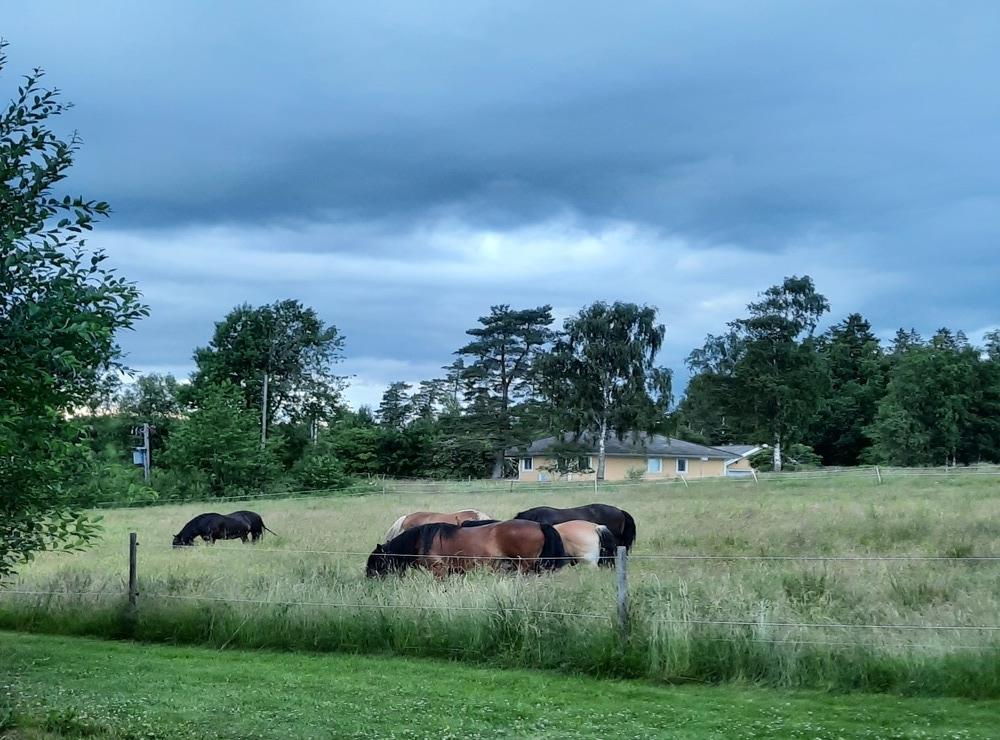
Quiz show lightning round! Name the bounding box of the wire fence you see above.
[137,543,1000,563]
[4,533,1000,658]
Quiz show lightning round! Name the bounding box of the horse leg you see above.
[429,558,448,580]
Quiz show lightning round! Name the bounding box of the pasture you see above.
[2,474,1000,698]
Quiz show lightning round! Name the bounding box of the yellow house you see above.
[510,433,754,482]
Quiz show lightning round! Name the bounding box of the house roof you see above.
[513,433,738,460]
[714,445,760,457]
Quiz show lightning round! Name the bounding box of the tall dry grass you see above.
[3,473,1000,697]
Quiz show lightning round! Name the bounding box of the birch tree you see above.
[539,302,671,480]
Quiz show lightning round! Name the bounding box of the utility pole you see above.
[260,370,269,449]
[132,424,152,482]
[142,422,151,482]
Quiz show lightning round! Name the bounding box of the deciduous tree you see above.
[539,301,671,480]
[1,43,147,577]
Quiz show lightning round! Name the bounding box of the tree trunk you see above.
[772,434,782,473]
[491,450,504,479]
[260,371,269,449]
[597,418,608,480]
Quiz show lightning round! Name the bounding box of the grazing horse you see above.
[227,510,278,542]
[554,521,617,566]
[382,509,492,543]
[172,513,250,547]
[514,503,637,552]
[463,519,616,566]
[367,520,566,578]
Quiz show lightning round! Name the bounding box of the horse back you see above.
[179,512,224,537]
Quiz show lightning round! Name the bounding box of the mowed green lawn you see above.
[2,632,998,740]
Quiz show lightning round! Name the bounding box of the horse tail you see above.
[596,525,617,566]
[262,525,278,537]
[384,515,406,543]
[538,524,567,572]
[620,510,637,552]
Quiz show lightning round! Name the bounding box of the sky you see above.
[4,2,998,408]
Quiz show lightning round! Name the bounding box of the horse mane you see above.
[384,524,424,556]
[417,522,456,553]
[537,523,568,571]
[383,515,407,543]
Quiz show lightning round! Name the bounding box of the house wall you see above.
[727,457,754,472]
[516,455,727,482]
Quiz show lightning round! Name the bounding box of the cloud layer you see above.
[3,2,998,407]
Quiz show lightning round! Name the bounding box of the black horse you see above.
[227,510,277,542]
[514,503,637,552]
[172,513,251,547]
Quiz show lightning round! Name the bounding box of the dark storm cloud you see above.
[5,2,996,240]
[3,2,998,406]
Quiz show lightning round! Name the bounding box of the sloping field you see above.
[2,474,999,697]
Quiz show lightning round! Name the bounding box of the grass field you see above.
[3,631,1000,739]
[2,474,1000,697]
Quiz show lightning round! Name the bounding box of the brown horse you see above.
[367,520,567,578]
[463,519,617,567]
[383,509,491,543]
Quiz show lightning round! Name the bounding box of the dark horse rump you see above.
[172,513,251,547]
[227,510,277,542]
[514,503,637,552]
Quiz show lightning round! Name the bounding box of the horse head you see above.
[365,543,390,578]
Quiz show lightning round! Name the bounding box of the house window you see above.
[646,457,662,474]
[522,457,533,471]
[578,456,591,471]
[676,458,688,474]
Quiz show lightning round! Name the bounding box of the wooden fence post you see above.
[615,545,629,638]
[594,476,598,496]
[875,465,882,484]
[128,532,138,616]
[751,469,759,485]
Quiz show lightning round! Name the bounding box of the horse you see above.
[463,519,616,566]
[172,513,251,547]
[514,503,637,552]
[227,510,278,542]
[382,509,492,543]
[366,520,566,578]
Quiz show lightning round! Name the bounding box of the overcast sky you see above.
[5,2,998,408]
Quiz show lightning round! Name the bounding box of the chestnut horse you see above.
[463,519,616,567]
[383,509,492,543]
[366,520,566,578]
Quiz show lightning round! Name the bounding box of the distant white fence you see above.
[93,463,1000,509]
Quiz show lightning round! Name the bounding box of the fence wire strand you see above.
[141,544,1000,562]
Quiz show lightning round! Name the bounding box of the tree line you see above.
[81,274,1000,503]
[679,277,1000,471]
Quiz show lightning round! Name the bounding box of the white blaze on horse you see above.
[382,509,493,543]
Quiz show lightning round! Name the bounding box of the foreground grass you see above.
[2,474,1000,697]
[2,632,999,739]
